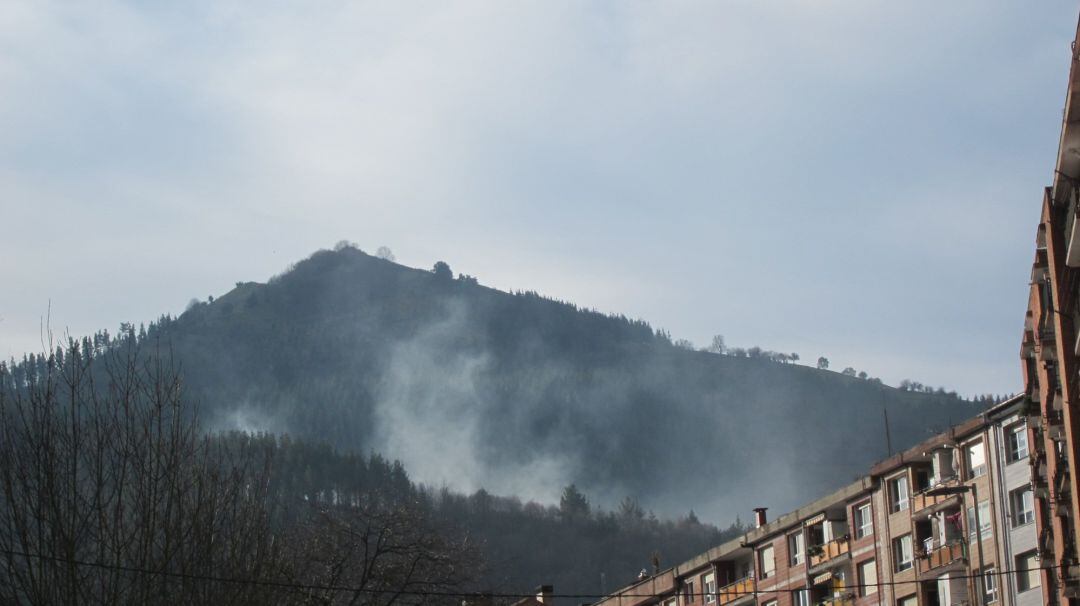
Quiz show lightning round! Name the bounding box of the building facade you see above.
[595,397,1040,606]
[1019,15,1080,606]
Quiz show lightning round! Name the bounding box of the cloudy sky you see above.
[1,1,1077,397]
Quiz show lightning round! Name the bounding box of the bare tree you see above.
[282,501,478,605]
[0,336,479,605]
[0,336,285,605]
[704,335,726,354]
[376,246,396,262]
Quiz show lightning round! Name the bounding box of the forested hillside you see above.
[215,432,741,600]
[2,340,728,603]
[103,245,981,521]
[3,245,989,601]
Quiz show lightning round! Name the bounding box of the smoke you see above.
[363,292,957,524]
[212,404,282,436]
[372,299,576,504]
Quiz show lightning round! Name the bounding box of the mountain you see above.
[130,245,977,522]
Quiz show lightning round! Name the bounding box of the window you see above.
[789,532,805,566]
[1011,487,1035,527]
[854,503,873,538]
[793,588,809,606]
[893,534,913,572]
[897,594,917,606]
[1016,551,1040,592]
[967,440,986,478]
[858,559,878,596]
[758,544,775,579]
[665,600,677,606]
[684,579,695,603]
[915,468,931,492]
[889,476,909,513]
[763,600,778,606]
[703,573,717,604]
[1007,423,1029,462]
[966,500,992,541]
[981,567,998,603]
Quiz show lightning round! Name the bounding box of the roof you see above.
[981,393,1026,419]
[869,415,986,477]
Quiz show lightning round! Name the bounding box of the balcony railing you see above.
[816,595,855,606]
[917,541,965,574]
[808,537,850,568]
[718,576,755,606]
[911,479,961,514]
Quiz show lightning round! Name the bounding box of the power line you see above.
[0,547,1070,601]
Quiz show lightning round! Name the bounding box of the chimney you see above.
[536,585,554,604]
[753,507,768,528]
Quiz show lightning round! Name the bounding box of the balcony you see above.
[1032,454,1048,482]
[1039,327,1058,361]
[1022,331,1036,359]
[816,595,855,606]
[1055,467,1072,501]
[1046,409,1065,425]
[808,537,850,570]
[1047,411,1066,441]
[917,541,965,574]
[1039,322,1056,339]
[911,492,961,516]
[1032,262,1049,285]
[912,481,961,515]
[718,576,755,606]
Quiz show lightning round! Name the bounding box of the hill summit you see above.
[153,245,978,521]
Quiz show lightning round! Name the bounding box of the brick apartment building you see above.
[594,396,1041,606]
[1020,12,1080,606]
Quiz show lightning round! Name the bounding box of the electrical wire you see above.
[0,547,1070,601]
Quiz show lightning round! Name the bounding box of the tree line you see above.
[0,333,741,604]
[0,336,476,605]
[672,333,997,402]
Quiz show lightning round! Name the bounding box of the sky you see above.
[1,1,1078,397]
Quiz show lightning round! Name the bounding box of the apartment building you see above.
[593,397,1039,606]
[1018,14,1080,606]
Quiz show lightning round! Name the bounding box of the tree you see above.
[559,484,591,521]
[816,357,829,370]
[617,496,645,523]
[706,334,726,354]
[0,338,478,606]
[0,339,283,605]
[673,339,695,350]
[858,371,868,380]
[432,261,452,280]
[284,500,478,605]
[841,367,857,377]
[376,246,396,262]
